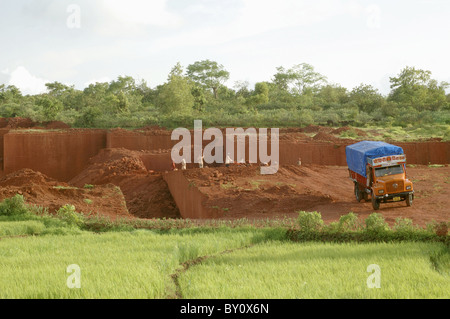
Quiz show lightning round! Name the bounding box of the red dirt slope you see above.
[0,169,130,219]
[69,148,180,219]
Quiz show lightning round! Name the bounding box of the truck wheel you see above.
[354,183,363,202]
[371,191,380,210]
[406,194,413,207]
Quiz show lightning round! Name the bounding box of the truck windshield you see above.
[375,165,404,177]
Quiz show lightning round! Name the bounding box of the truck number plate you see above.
[393,197,401,202]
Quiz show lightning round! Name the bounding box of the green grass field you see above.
[0,195,448,299]
[0,228,264,298]
[0,229,448,299]
[178,241,449,299]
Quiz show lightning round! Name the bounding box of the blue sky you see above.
[1,0,449,95]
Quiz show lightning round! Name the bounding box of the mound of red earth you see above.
[70,148,180,219]
[70,148,149,185]
[312,131,341,143]
[0,117,36,129]
[0,117,71,129]
[299,124,334,134]
[42,121,71,129]
[279,131,311,142]
[0,169,131,219]
[136,125,171,135]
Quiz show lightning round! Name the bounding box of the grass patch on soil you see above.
[178,241,449,299]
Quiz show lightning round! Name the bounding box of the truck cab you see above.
[366,154,414,210]
[346,141,414,210]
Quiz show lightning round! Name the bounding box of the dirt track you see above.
[180,164,449,226]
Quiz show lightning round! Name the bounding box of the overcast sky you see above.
[1,0,449,95]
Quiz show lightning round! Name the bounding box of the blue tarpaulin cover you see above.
[345,141,404,177]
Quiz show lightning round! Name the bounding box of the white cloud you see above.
[151,0,359,51]
[6,66,49,95]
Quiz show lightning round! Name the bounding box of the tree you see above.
[75,106,101,127]
[191,85,206,112]
[316,84,349,109]
[425,79,449,111]
[187,60,230,99]
[46,82,73,98]
[45,81,83,111]
[0,85,22,104]
[246,82,269,106]
[156,63,194,115]
[388,66,449,111]
[0,103,23,117]
[108,76,137,94]
[82,82,110,113]
[234,80,251,99]
[273,63,327,95]
[36,96,63,121]
[105,91,130,114]
[350,84,384,113]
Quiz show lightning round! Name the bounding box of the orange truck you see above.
[346,141,414,210]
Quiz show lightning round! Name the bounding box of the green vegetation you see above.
[220,182,236,190]
[53,186,78,190]
[178,241,449,299]
[290,211,448,243]
[0,229,264,298]
[1,63,448,132]
[0,220,45,236]
[358,124,450,142]
[0,195,83,236]
[0,195,448,299]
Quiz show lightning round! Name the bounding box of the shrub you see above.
[0,194,29,217]
[365,213,390,233]
[297,211,324,232]
[56,204,85,227]
[393,218,416,232]
[338,212,362,232]
[28,205,50,217]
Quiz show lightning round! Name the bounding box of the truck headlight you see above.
[406,186,411,190]
[378,190,384,194]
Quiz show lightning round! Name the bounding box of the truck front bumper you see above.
[374,191,414,202]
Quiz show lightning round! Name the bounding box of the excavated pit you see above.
[0,119,448,226]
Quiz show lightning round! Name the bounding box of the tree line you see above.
[0,60,449,129]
